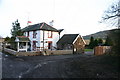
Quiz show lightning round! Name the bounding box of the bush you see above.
[109,29,120,55]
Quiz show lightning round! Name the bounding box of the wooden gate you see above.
[94,46,111,55]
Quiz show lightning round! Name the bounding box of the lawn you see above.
[84,49,93,52]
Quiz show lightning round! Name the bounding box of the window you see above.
[33,31,37,38]
[48,31,52,38]
[27,31,29,37]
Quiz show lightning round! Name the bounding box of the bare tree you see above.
[101,0,120,28]
[101,0,120,55]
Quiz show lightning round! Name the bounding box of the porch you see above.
[15,36,30,52]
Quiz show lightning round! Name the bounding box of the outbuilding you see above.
[57,34,86,53]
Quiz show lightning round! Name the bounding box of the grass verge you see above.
[84,49,93,52]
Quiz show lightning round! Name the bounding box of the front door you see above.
[48,41,52,50]
[33,41,36,51]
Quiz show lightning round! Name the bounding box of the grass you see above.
[84,49,93,52]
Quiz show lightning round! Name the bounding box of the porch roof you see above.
[15,36,30,42]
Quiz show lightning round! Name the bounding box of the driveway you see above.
[2,52,93,78]
[2,51,119,79]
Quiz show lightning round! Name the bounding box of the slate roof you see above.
[16,36,30,42]
[57,34,79,44]
[22,22,58,32]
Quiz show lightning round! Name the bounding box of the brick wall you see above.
[73,37,85,53]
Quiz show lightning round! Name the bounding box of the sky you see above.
[0,0,116,38]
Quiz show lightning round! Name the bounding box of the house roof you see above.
[15,36,30,42]
[57,34,79,44]
[22,22,58,32]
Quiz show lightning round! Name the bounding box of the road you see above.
[2,51,94,78]
[0,52,2,79]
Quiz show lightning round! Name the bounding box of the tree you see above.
[101,0,120,55]
[98,38,103,45]
[93,39,98,47]
[104,36,113,46]
[101,0,120,28]
[4,36,10,42]
[89,36,94,49]
[11,19,23,37]
[10,19,23,50]
[108,29,120,55]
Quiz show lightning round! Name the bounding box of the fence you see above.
[94,46,111,55]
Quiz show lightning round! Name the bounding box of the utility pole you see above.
[43,30,45,51]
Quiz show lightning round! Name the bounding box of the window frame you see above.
[27,31,29,37]
[48,31,53,38]
[33,30,37,38]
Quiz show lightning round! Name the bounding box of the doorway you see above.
[33,41,36,51]
[48,41,52,50]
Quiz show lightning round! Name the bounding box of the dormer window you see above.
[33,31,37,38]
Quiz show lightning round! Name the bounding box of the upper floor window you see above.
[33,31,37,38]
[48,31,52,38]
[27,31,29,37]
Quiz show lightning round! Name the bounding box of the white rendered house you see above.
[20,22,63,51]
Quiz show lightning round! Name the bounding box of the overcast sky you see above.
[0,0,116,38]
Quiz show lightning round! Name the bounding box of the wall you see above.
[45,50,73,55]
[3,48,17,54]
[73,36,85,53]
[94,46,111,55]
[40,30,59,50]
[25,30,59,51]
[3,48,42,56]
[3,48,73,56]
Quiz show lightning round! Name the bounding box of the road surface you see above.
[0,52,2,79]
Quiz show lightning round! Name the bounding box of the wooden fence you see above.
[94,46,111,55]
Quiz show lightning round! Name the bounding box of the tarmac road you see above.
[2,52,93,78]
[0,52,2,79]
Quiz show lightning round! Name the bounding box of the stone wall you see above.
[3,48,73,56]
[3,48,42,56]
[45,50,73,55]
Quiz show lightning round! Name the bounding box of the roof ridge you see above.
[22,22,58,32]
[64,34,79,35]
